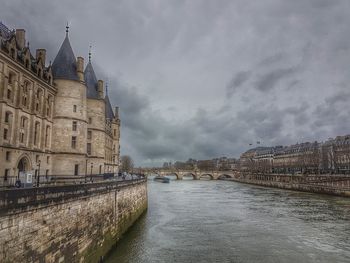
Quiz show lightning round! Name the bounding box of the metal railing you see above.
[0,173,146,190]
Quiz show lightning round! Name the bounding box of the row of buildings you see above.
[163,156,239,171]
[240,135,350,174]
[0,22,121,187]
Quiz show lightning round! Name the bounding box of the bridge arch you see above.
[182,172,197,180]
[165,172,180,180]
[199,173,214,180]
[217,174,234,180]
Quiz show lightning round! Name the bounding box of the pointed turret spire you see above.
[84,48,99,98]
[66,22,69,36]
[51,24,79,81]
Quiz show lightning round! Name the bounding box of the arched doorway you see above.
[17,156,31,179]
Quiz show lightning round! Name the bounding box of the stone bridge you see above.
[144,169,239,180]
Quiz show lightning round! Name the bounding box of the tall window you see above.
[5,112,11,123]
[45,125,50,147]
[5,151,10,161]
[34,122,40,146]
[3,129,8,140]
[74,164,79,176]
[22,81,29,107]
[114,129,116,136]
[4,169,10,181]
[20,131,24,143]
[87,143,92,155]
[71,136,77,149]
[87,130,92,140]
[72,121,77,131]
[88,117,92,124]
[73,105,77,112]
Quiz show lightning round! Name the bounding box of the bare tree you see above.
[120,155,134,173]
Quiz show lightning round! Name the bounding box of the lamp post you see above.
[37,160,41,187]
[90,162,93,182]
[85,159,88,183]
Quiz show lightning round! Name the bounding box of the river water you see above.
[106,177,350,263]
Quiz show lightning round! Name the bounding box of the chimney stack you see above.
[15,29,25,50]
[76,57,84,81]
[36,49,46,66]
[98,80,104,99]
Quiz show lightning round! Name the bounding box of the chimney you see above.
[98,80,104,98]
[114,107,119,119]
[76,57,84,82]
[36,49,46,66]
[15,29,25,50]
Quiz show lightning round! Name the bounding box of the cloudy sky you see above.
[1,0,350,166]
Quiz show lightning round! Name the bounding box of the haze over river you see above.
[106,177,350,263]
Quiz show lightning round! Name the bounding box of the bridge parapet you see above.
[144,169,238,180]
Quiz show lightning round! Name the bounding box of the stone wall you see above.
[0,179,148,262]
[230,174,350,197]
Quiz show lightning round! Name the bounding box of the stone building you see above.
[0,22,120,187]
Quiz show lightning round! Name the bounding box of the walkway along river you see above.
[106,177,350,263]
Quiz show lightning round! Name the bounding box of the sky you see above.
[1,0,350,166]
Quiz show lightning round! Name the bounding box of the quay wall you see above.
[0,179,148,263]
[230,174,350,197]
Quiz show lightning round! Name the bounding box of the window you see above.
[4,169,10,181]
[7,89,11,100]
[74,164,79,176]
[36,155,39,163]
[45,126,50,147]
[72,121,77,131]
[87,143,92,155]
[114,129,116,136]
[10,48,15,59]
[47,156,50,164]
[20,117,27,128]
[20,132,24,143]
[8,73,14,85]
[71,136,77,149]
[3,129,8,140]
[73,105,77,112]
[88,117,92,124]
[5,151,10,161]
[34,122,40,146]
[87,130,92,140]
[5,112,10,123]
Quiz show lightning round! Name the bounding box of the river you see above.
[105,177,350,263]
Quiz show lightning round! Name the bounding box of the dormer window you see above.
[25,59,29,69]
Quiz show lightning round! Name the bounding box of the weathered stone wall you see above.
[0,179,148,263]
[231,174,350,197]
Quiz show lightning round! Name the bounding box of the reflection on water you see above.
[106,178,350,263]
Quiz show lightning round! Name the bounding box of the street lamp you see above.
[90,162,93,182]
[37,160,41,187]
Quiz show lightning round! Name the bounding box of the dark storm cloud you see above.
[226,71,251,98]
[255,67,298,92]
[1,0,350,166]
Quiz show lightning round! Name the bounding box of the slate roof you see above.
[52,35,79,81]
[84,61,99,99]
[105,95,115,119]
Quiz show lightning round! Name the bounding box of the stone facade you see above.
[0,179,147,263]
[0,22,121,186]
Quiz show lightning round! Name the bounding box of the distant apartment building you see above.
[240,135,350,174]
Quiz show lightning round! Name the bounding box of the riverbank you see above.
[227,174,350,197]
[0,179,148,263]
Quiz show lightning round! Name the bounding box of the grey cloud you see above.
[255,67,298,92]
[1,0,350,166]
[226,71,251,98]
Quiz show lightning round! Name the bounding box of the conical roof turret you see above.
[52,32,79,81]
[84,61,99,99]
[105,89,115,119]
